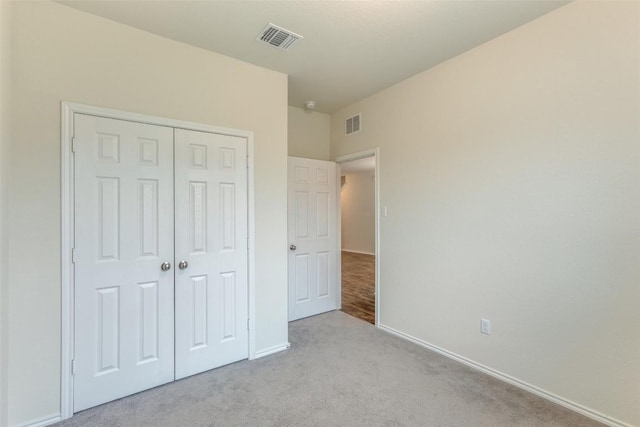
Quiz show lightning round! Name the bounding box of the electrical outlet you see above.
[481,318,491,335]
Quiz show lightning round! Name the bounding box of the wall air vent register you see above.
[346,113,361,135]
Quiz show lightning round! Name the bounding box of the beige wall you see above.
[288,106,330,160]
[0,1,12,426]
[7,2,288,425]
[341,171,375,254]
[331,2,640,426]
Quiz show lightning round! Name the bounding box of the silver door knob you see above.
[160,262,171,271]
[290,244,297,251]
[178,260,189,270]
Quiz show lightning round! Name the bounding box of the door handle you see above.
[178,260,189,270]
[289,244,297,251]
[160,262,171,271]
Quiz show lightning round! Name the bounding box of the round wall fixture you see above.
[305,100,317,110]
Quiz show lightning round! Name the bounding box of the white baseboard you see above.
[341,249,375,256]
[252,342,290,360]
[16,414,61,427]
[377,324,632,427]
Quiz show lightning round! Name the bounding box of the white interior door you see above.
[74,114,175,412]
[174,129,249,380]
[287,157,338,321]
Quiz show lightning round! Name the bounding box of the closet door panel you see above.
[174,129,249,380]
[74,114,175,412]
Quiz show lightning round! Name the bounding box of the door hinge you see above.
[71,359,76,375]
[71,248,76,264]
[71,137,76,153]
[246,155,249,169]
[247,318,250,331]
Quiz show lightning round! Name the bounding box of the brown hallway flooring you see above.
[341,251,375,324]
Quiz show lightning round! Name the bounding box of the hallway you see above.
[340,251,375,324]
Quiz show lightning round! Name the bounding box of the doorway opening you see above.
[337,150,379,325]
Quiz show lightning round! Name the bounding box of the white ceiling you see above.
[58,1,569,114]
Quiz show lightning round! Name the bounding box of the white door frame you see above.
[60,102,257,420]
[335,148,380,326]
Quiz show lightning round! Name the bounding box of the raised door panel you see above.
[138,179,159,258]
[189,182,208,254]
[190,275,209,349]
[96,177,120,261]
[95,286,120,375]
[138,281,159,364]
[295,254,310,302]
[316,192,330,238]
[221,272,237,341]
[317,252,330,298]
[220,183,236,251]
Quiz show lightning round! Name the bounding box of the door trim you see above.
[336,148,380,326]
[60,102,256,420]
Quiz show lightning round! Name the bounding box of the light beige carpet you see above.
[56,311,602,427]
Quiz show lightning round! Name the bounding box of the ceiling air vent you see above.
[346,113,361,135]
[257,23,303,51]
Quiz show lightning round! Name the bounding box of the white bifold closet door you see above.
[73,114,248,412]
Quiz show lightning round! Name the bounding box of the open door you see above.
[287,157,338,321]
